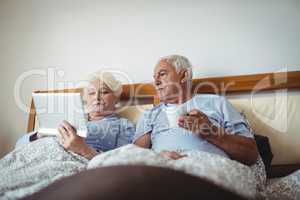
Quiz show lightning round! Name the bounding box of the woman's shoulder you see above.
[117,116,136,128]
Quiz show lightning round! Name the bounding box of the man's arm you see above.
[179,109,259,165]
[133,133,151,148]
[205,129,258,165]
[134,133,188,160]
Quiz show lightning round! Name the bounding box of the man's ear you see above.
[179,69,189,84]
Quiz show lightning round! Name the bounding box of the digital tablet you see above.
[33,93,88,138]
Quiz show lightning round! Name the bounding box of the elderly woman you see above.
[16,71,135,160]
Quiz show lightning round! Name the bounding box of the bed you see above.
[1,71,300,200]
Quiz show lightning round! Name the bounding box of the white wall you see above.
[0,0,300,157]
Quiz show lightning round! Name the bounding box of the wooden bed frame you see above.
[27,71,300,178]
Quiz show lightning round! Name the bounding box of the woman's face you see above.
[85,79,119,120]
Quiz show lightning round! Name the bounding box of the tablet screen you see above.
[33,93,88,137]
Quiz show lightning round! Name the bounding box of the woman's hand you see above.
[58,120,98,159]
[159,150,186,160]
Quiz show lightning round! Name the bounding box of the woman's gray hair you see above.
[86,70,123,97]
[159,55,193,81]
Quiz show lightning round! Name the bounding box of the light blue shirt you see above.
[85,114,135,152]
[16,114,135,152]
[133,94,253,158]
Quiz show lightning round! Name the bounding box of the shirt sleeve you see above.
[133,109,153,143]
[15,132,35,148]
[116,119,136,147]
[220,97,253,138]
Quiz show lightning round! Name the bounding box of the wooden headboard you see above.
[27,71,300,177]
[27,71,300,132]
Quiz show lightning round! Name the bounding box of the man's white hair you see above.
[159,55,193,81]
[86,70,123,97]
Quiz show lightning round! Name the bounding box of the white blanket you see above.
[0,137,88,200]
[0,138,280,200]
[88,144,258,199]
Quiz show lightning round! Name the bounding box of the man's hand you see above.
[178,110,258,165]
[159,150,187,160]
[58,120,97,159]
[178,109,216,138]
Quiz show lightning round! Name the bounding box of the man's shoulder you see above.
[189,94,228,110]
[192,94,225,102]
[138,103,163,121]
[147,103,164,112]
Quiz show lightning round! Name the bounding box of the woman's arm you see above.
[15,131,39,148]
[58,121,99,160]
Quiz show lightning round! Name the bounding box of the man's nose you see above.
[154,75,161,86]
[154,79,161,87]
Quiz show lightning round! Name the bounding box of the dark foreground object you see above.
[24,165,247,200]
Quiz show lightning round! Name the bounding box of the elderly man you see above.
[134,55,258,165]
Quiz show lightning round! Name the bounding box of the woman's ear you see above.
[115,102,121,109]
[112,94,121,110]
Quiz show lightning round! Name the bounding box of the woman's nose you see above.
[95,92,101,101]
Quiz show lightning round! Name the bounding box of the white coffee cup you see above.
[164,104,187,128]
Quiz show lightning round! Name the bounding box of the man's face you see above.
[153,60,182,102]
